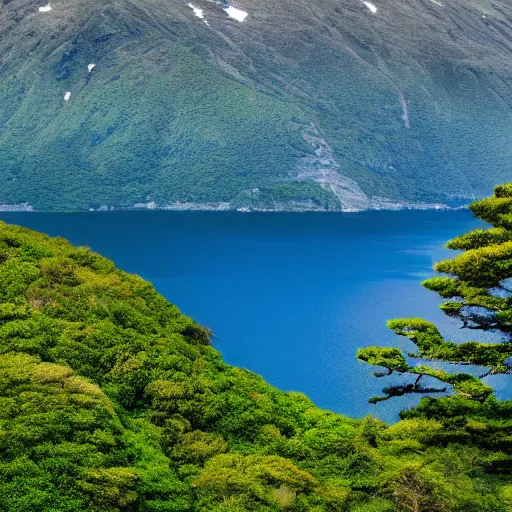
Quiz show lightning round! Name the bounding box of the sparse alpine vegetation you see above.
[1,0,512,211]
[1,187,512,510]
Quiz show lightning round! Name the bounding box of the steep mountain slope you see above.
[1,0,512,210]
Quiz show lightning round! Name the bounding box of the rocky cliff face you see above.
[1,0,512,210]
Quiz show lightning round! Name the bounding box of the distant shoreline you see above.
[0,201,470,213]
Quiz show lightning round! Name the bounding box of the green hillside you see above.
[1,0,512,210]
[1,187,512,510]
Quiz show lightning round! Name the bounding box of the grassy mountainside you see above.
[1,0,512,211]
[0,218,511,511]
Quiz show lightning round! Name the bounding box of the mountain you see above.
[1,0,512,211]
[0,218,511,511]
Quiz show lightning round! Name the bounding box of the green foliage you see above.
[0,219,510,510]
[446,228,512,251]
[356,347,409,373]
[194,454,318,510]
[494,184,512,198]
[435,241,512,287]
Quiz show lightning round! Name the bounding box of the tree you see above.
[358,184,512,404]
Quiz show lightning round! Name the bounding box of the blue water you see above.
[1,209,503,422]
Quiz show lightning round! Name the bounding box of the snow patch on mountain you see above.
[363,2,377,13]
[224,5,248,21]
[188,3,205,19]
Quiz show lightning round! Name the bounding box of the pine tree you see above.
[358,184,512,404]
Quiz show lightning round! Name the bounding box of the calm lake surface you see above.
[1,209,502,422]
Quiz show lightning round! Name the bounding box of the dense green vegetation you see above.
[1,0,512,210]
[1,187,512,510]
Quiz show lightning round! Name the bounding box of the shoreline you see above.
[0,201,470,214]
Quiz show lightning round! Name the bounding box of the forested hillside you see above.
[1,186,512,510]
[1,0,512,210]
